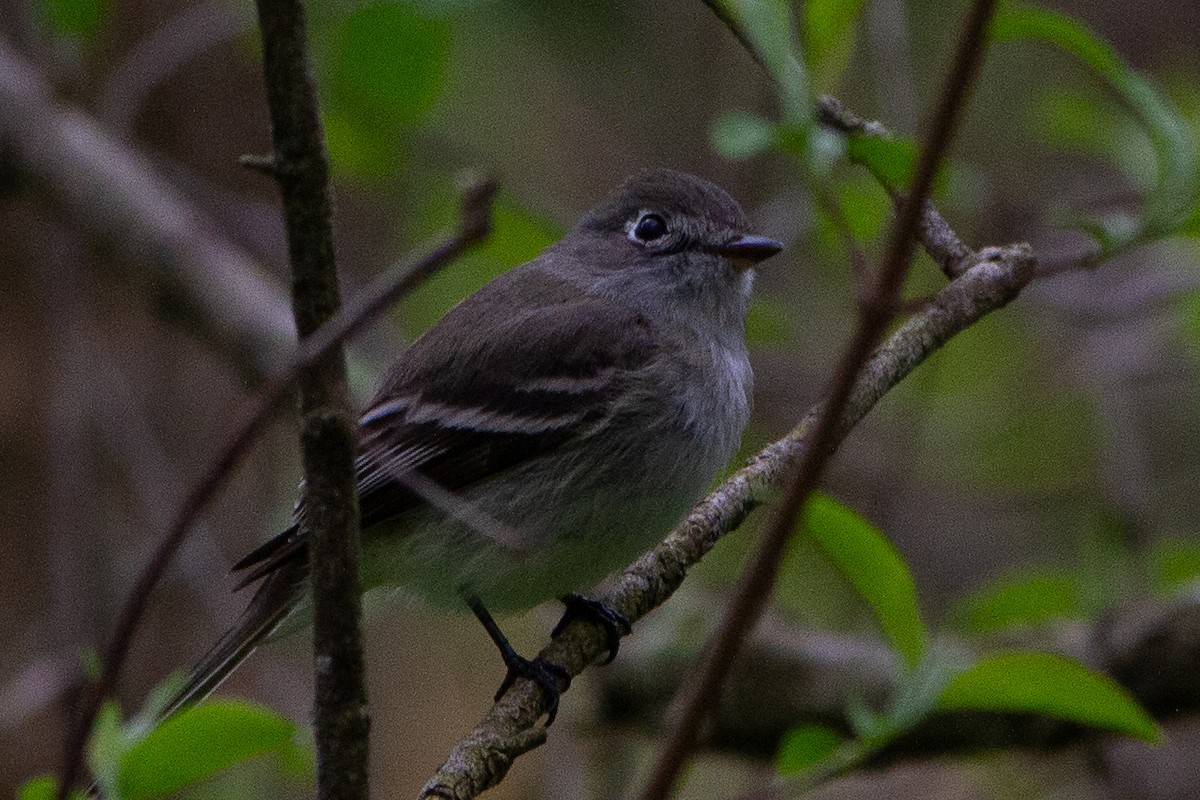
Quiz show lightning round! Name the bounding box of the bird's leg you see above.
[552,593,631,665]
[465,595,570,725]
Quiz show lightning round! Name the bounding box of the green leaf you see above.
[775,725,843,776]
[834,174,891,242]
[712,111,777,160]
[991,2,1199,248]
[17,778,88,800]
[1182,203,1200,237]
[88,701,126,798]
[324,108,398,181]
[1029,87,1157,191]
[846,133,918,192]
[938,652,1160,743]
[45,0,107,41]
[118,701,296,800]
[955,572,1083,632]
[1151,538,1200,595]
[275,725,317,787]
[803,0,867,90]
[722,0,811,125]
[19,777,56,800]
[329,4,450,127]
[801,494,926,667]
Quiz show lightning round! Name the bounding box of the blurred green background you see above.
[2,0,1200,797]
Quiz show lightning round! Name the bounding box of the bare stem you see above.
[636,1,1000,796]
[249,0,370,797]
[52,180,496,798]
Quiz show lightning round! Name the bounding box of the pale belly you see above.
[358,424,729,613]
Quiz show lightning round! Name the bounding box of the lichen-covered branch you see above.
[421,243,1036,800]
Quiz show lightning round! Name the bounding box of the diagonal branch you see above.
[53,180,496,799]
[420,240,1035,800]
[0,36,292,373]
[635,3,1000,797]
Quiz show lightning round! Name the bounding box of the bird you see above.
[166,168,783,724]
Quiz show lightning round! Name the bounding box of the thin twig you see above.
[635,3,999,797]
[816,95,975,278]
[53,180,497,799]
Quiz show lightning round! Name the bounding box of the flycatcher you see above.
[170,168,783,722]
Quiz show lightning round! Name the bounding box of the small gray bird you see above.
[170,168,782,722]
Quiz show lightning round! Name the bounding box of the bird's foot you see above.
[495,651,570,726]
[467,594,570,725]
[552,594,631,665]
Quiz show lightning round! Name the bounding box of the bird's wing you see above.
[161,296,659,717]
[232,296,661,584]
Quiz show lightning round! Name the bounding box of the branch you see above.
[636,3,999,796]
[0,36,293,373]
[53,181,497,798]
[420,241,1035,799]
[601,596,1200,764]
[250,0,367,797]
[815,95,974,278]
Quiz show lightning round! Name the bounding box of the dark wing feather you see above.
[165,267,660,720]
[232,294,659,584]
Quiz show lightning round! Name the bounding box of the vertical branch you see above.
[251,2,366,799]
[634,3,1001,798]
[49,178,493,799]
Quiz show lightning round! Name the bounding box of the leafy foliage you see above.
[320,3,451,179]
[711,111,778,160]
[776,495,1159,783]
[954,572,1084,632]
[721,0,809,124]
[991,1,1199,251]
[938,652,1161,743]
[20,698,311,800]
[711,0,815,165]
[1151,538,1200,595]
[118,703,298,800]
[845,133,918,193]
[802,0,867,91]
[801,494,926,668]
[775,725,843,776]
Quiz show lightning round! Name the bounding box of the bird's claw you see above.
[495,653,570,726]
[553,594,631,665]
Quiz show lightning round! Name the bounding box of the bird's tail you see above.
[160,560,307,719]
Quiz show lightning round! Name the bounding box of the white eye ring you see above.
[628,212,668,244]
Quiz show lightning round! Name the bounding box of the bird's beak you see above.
[715,234,784,272]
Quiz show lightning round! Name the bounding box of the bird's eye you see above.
[631,213,668,243]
